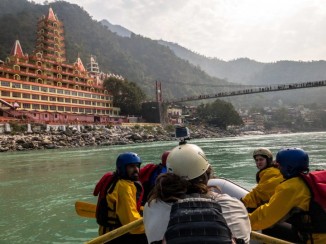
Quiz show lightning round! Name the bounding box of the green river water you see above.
[1,132,326,243]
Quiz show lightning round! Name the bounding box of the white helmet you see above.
[166,144,210,180]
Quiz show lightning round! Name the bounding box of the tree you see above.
[104,77,146,116]
[196,99,243,129]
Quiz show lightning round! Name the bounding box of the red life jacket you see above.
[297,170,326,234]
[301,170,326,211]
[93,165,158,227]
[139,163,158,184]
[93,172,118,227]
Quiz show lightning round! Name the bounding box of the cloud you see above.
[32,0,326,62]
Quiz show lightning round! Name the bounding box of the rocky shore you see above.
[0,124,238,152]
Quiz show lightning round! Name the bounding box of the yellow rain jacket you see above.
[249,176,326,244]
[101,179,144,235]
[242,167,284,208]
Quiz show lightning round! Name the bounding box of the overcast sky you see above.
[33,0,326,62]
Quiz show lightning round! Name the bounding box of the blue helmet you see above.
[276,148,309,179]
[116,152,142,178]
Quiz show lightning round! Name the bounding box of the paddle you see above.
[75,201,96,218]
[75,201,293,244]
[86,218,143,244]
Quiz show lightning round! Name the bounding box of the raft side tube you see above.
[208,178,249,200]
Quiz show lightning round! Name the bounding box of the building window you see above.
[23,103,30,109]
[84,93,91,98]
[23,94,31,99]
[36,78,43,84]
[78,92,84,97]
[50,97,56,102]
[32,94,40,100]
[41,96,48,101]
[58,106,64,111]
[12,92,21,98]
[1,91,10,96]
[78,100,84,104]
[22,84,30,89]
[12,83,21,88]
[32,85,40,91]
[50,105,56,110]
[49,88,56,93]
[79,108,85,113]
[32,104,40,109]
[41,105,48,110]
[72,107,78,112]
[72,99,77,104]
[65,107,71,112]
[13,74,21,80]
[57,97,64,102]
[65,98,71,103]
[64,90,70,95]
[85,108,92,113]
[41,87,48,92]
[1,81,10,87]
[71,91,77,96]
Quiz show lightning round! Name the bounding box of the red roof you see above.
[76,57,86,72]
[10,40,25,58]
[47,7,57,21]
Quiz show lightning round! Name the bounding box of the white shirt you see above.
[143,192,251,244]
[143,200,172,243]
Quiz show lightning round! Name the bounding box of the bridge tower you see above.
[156,80,162,103]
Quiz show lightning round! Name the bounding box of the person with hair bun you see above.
[143,144,251,244]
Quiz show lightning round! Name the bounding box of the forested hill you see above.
[158,40,326,85]
[0,0,229,99]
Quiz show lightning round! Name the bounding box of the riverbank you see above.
[0,124,238,152]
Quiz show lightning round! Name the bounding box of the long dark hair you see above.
[148,166,214,205]
[148,173,189,205]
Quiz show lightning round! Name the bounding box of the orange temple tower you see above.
[0,8,121,124]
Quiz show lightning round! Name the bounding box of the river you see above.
[1,132,325,243]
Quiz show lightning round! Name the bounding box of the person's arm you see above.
[116,182,144,234]
[144,200,171,243]
[249,180,306,231]
[212,193,251,244]
[242,169,282,208]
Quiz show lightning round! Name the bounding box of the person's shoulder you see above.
[145,199,172,213]
[209,191,242,204]
[276,177,305,192]
[260,167,281,178]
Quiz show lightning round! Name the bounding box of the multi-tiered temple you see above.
[0,8,121,124]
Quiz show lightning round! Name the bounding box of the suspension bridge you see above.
[163,79,326,103]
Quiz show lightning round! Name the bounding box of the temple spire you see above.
[76,56,86,72]
[47,7,57,21]
[10,40,25,58]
